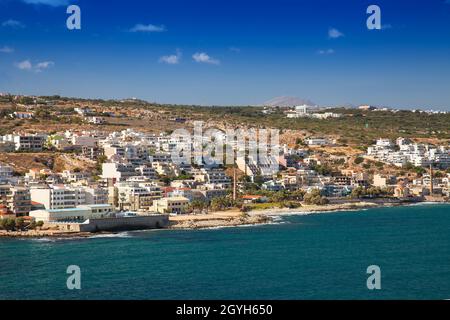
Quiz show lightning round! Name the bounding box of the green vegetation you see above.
[210,196,240,211]
[0,218,44,231]
[303,189,329,205]
[351,186,393,199]
[0,218,16,231]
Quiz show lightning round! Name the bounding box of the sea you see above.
[0,203,449,300]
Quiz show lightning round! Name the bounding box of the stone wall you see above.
[55,215,169,233]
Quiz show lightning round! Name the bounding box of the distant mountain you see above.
[262,96,316,107]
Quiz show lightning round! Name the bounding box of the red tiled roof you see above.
[242,195,263,200]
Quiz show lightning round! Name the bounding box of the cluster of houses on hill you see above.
[367,138,450,169]
[1,127,449,227]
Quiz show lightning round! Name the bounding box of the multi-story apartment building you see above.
[2,134,47,152]
[116,182,162,211]
[60,170,88,183]
[101,162,137,181]
[6,187,31,216]
[81,146,103,160]
[82,186,108,205]
[192,168,231,187]
[0,164,13,183]
[30,185,85,210]
[135,165,158,180]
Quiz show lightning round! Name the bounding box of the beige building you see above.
[115,183,162,211]
[153,197,189,214]
[394,185,410,198]
[373,174,397,188]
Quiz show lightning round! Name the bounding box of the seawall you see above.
[56,215,169,233]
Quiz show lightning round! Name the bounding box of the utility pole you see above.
[429,164,434,195]
[233,164,237,201]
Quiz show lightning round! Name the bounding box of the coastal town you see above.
[0,94,449,237]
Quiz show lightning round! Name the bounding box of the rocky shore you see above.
[168,211,272,230]
[250,201,381,216]
[0,229,94,239]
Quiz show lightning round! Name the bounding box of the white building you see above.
[0,164,13,183]
[71,135,97,147]
[305,138,331,146]
[82,186,109,205]
[2,134,47,151]
[192,168,231,186]
[30,185,86,210]
[367,138,450,169]
[286,105,313,118]
[30,204,113,223]
[101,162,137,181]
[11,111,34,119]
[87,116,105,125]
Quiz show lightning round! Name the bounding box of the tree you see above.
[190,200,208,214]
[15,218,25,230]
[312,164,333,175]
[35,107,52,120]
[3,218,16,231]
[414,166,426,175]
[28,221,37,230]
[351,187,364,199]
[289,189,306,201]
[304,189,329,205]
[270,191,289,203]
[283,201,300,209]
[210,196,233,211]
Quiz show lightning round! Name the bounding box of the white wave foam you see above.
[88,232,132,239]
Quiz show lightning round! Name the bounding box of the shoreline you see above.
[1,200,448,239]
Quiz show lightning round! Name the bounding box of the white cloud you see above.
[2,19,26,28]
[35,61,54,71]
[317,49,335,55]
[328,27,344,39]
[0,46,14,53]
[192,52,220,65]
[16,60,32,70]
[22,0,69,6]
[229,47,241,53]
[129,24,166,33]
[159,50,182,65]
[15,60,54,72]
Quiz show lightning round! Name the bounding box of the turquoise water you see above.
[1,204,449,300]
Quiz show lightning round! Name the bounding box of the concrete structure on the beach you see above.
[53,214,169,232]
[29,202,169,233]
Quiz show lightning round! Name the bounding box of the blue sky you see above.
[1,0,450,109]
